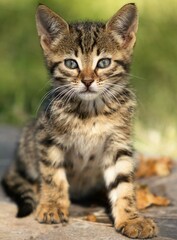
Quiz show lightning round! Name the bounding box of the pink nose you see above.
[81,79,94,88]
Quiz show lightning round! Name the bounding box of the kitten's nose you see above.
[81,79,94,88]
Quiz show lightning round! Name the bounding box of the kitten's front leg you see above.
[103,148,158,238]
[36,143,70,224]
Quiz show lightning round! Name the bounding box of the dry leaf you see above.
[136,185,170,210]
[136,155,173,178]
[84,214,97,222]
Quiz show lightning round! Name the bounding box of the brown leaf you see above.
[136,184,170,210]
[136,155,173,178]
[84,214,97,222]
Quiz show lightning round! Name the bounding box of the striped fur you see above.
[1,3,157,238]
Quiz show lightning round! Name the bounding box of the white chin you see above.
[78,92,99,101]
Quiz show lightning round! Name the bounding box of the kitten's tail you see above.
[1,165,38,217]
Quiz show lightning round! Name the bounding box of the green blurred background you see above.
[0,0,177,156]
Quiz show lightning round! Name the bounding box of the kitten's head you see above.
[36,3,138,102]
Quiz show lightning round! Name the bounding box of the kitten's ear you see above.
[106,3,138,49]
[36,4,69,52]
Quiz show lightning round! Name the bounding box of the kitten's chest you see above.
[64,118,111,197]
[56,116,113,168]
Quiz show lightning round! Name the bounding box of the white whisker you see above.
[125,73,145,80]
[35,89,54,115]
[103,88,121,105]
[36,84,71,116]
[44,87,71,118]
[60,88,75,107]
[64,89,76,106]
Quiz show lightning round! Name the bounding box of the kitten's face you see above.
[36,4,138,102]
[47,25,128,101]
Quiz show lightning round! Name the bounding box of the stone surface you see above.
[0,126,177,240]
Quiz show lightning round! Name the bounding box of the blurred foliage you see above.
[0,0,177,156]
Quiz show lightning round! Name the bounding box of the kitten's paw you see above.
[115,217,158,239]
[35,204,69,224]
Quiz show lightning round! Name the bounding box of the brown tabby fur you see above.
[2,3,158,238]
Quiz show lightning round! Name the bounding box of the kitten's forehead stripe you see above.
[71,22,105,54]
[74,49,78,57]
[74,26,84,54]
[97,49,101,56]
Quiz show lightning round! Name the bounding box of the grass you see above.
[0,0,177,156]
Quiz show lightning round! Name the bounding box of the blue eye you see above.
[64,59,78,69]
[97,58,111,69]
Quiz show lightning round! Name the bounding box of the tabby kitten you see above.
[2,3,158,238]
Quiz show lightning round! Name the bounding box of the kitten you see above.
[2,3,158,238]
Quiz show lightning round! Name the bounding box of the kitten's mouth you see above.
[78,89,99,100]
[79,89,97,94]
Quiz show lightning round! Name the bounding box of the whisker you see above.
[125,73,145,80]
[60,88,75,107]
[99,82,125,92]
[35,89,54,115]
[44,87,71,118]
[103,88,121,105]
[102,91,111,103]
[108,87,127,103]
[36,84,72,115]
[37,80,52,95]
[48,89,76,120]
[64,89,76,106]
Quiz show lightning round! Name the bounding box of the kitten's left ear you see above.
[106,3,138,49]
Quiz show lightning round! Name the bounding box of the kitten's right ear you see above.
[36,4,69,52]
